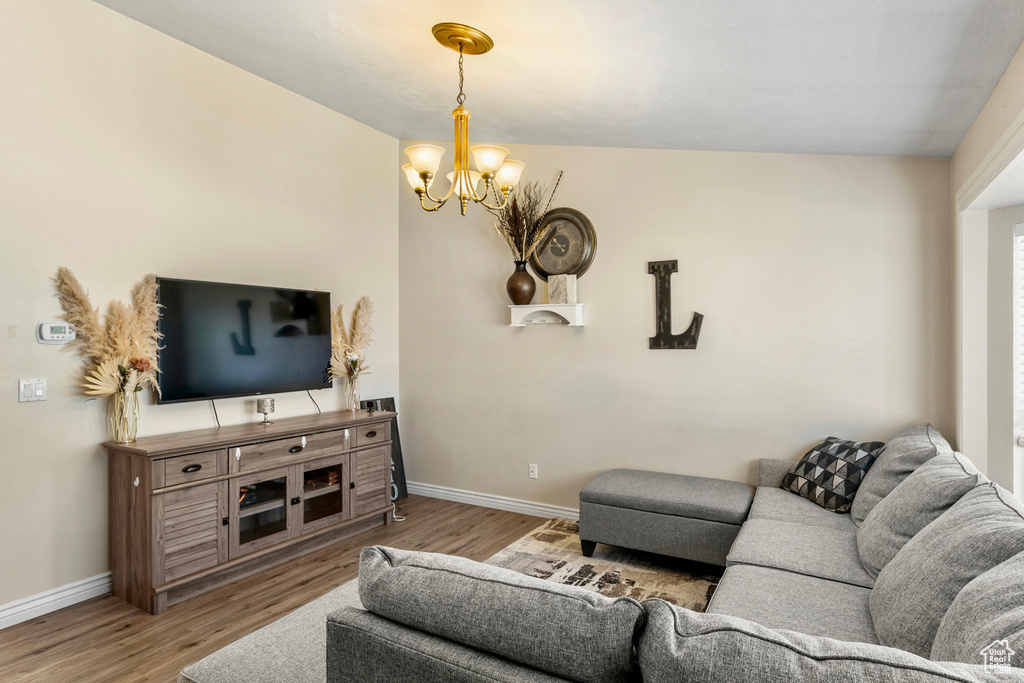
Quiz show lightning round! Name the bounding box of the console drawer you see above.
[231,430,350,473]
[353,422,390,447]
[163,449,224,487]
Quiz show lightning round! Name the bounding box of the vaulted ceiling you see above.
[92,0,1024,158]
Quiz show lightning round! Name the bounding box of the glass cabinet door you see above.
[231,468,291,558]
[300,455,349,532]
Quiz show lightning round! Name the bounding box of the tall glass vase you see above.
[344,375,360,412]
[109,391,140,443]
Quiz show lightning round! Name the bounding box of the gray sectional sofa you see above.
[182,424,1024,682]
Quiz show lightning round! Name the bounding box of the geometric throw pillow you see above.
[780,437,885,513]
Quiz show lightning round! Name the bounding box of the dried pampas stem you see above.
[327,296,374,381]
[53,267,162,394]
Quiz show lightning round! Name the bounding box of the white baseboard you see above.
[0,572,111,631]
[406,481,579,521]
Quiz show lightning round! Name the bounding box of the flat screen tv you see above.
[156,278,332,404]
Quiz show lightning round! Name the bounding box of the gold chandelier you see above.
[403,23,525,215]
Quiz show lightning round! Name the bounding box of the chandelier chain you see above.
[457,44,466,106]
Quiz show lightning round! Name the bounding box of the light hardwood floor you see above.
[0,495,542,683]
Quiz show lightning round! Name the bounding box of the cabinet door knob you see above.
[182,464,202,474]
[291,496,302,506]
[133,476,140,487]
[350,481,355,489]
[222,517,229,526]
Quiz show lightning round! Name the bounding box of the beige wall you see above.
[0,0,399,606]
[399,144,953,508]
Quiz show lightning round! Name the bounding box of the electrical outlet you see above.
[529,464,538,479]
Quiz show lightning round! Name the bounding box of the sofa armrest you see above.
[757,458,793,488]
[327,607,570,683]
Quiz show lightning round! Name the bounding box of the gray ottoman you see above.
[579,469,755,567]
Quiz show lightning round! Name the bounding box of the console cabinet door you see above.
[155,481,228,584]
[230,467,294,559]
[350,447,390,518]
[298,453,351,534]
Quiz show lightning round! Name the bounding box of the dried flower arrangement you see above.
[489,171,562,262]
[327,296,374,381]
[54,267,161,398]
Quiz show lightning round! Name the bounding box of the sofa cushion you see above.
[707,564,877,644]
[639,599,1010,683]
[780,437,884,513]
[357,545,643,683]
[748,487,859,532]
[931,551,1024,667]
[579,469,753,525]
[870,483,1024,658]
[858,451,985,579]
[727,518,873,588]
[851,424,952,526]
[326,607,569,683]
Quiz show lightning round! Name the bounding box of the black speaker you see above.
[360,397,407,501]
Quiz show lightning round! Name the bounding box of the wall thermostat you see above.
[37,321,76,345]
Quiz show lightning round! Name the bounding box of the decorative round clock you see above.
[528,207,597,282]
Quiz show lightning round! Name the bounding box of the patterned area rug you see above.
[486,517,722,611]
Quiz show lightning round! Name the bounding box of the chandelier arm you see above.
[420,176,456,204]
[417,191,449,212]
[477,192,512,211]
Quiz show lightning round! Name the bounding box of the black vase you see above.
[506,261,536,305]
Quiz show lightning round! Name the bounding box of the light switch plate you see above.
[19,379,46,402]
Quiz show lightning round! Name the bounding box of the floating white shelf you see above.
[509,304,585,327]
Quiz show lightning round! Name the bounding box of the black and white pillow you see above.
[780,437,885,513]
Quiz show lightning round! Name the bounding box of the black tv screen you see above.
[156,278,332,404]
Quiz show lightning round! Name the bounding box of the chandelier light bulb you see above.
[494,159,526,189]
[469,145,510,175]
[447,171,482,197]
[405,144,445,175]
[402,164,433,191]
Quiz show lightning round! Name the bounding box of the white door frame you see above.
[954,108,1024,481]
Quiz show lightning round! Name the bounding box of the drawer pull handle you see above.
[182,464,202,474]
[289,445,304,454]
[291,497,302,506]
[366,431,377,438]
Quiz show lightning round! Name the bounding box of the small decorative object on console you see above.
[256,398,275,424]
[54,267,161,443]
[780,436,885,513]
[327,297,374,411]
